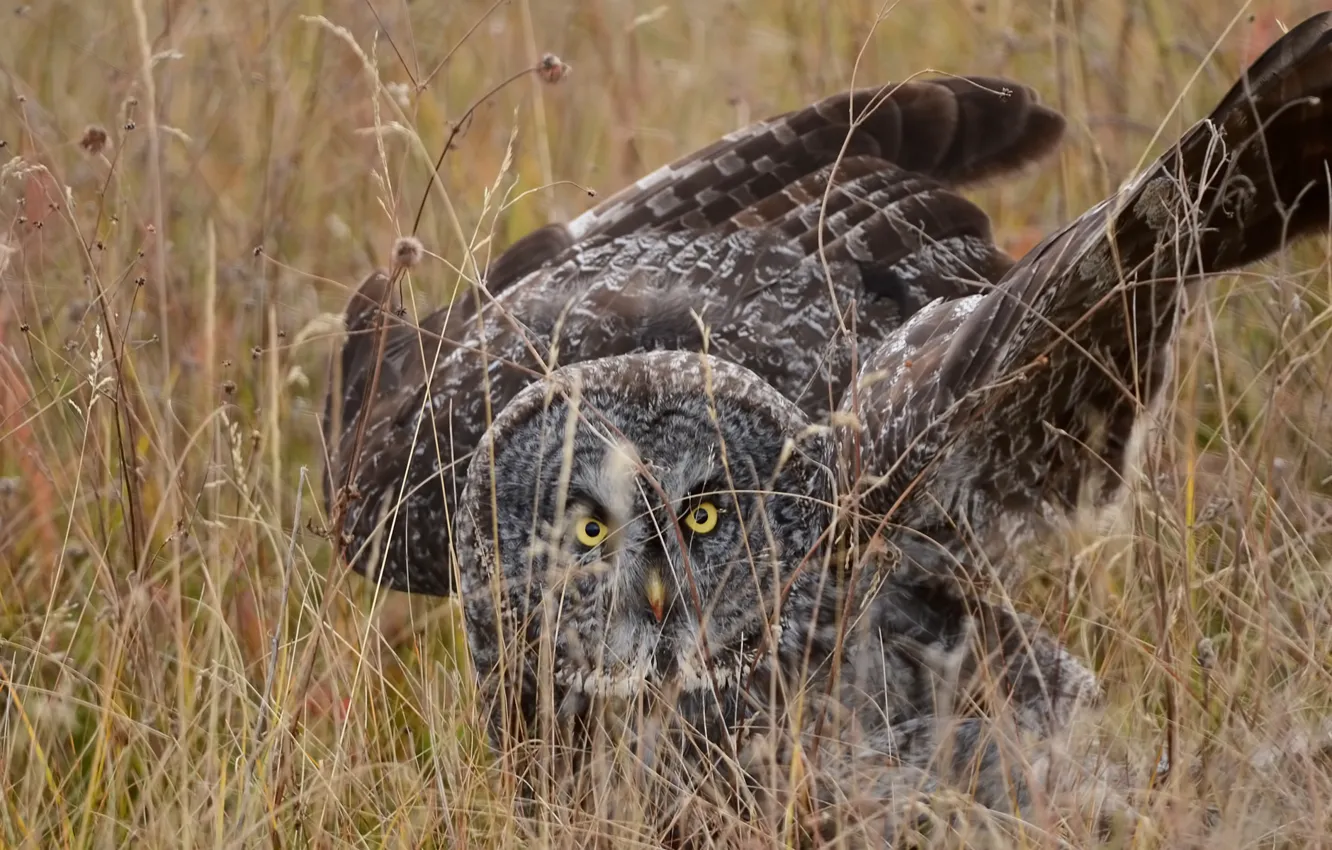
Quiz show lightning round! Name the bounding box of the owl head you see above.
[455,350,837,751]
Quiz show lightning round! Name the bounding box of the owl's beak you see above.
[645,567,667,624]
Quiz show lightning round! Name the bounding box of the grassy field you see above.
[3,0,1332,846]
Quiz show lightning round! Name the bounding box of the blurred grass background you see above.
[2,0,1332,846]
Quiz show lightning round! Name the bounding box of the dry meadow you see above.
[3,0,1332,846]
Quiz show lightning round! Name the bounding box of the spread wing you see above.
[322,75,1067,596]
[841,12,1332,589]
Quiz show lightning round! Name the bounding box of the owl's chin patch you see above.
[556,661,761,756]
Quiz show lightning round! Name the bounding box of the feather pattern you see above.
[840,12,1332,592]
[322,76,1065,595]
[317,16,1332,831]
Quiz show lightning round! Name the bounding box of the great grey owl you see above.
[446,10,1332,832]
[324,11,1332,839]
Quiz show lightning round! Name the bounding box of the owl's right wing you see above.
[839,12,1332,588]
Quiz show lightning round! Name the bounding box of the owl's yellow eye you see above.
[682,500,720,534]
[575,517,609,547]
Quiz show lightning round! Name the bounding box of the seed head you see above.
[1196,637,1217,672]
[79,125,109,156]
[392,235,424,269]
[537,53,571,84]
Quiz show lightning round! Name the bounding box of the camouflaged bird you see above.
[320,11,1332,840]
[323,75,1066,596]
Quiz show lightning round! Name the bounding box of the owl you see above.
[441,11,1332,837]
[321,74,1066,597]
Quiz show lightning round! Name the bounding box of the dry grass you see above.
[2,0,1332,846]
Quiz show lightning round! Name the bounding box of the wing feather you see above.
[323,74,1067,596]
[842,12,1332,588]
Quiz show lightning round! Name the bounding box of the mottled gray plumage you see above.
[322,76,1065,596]
[838,11,1332,599]
[322,12,1332,840]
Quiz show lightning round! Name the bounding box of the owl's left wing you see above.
[323,76,1067,596]
[840,12,1332,585]
[325,75,1061,479]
